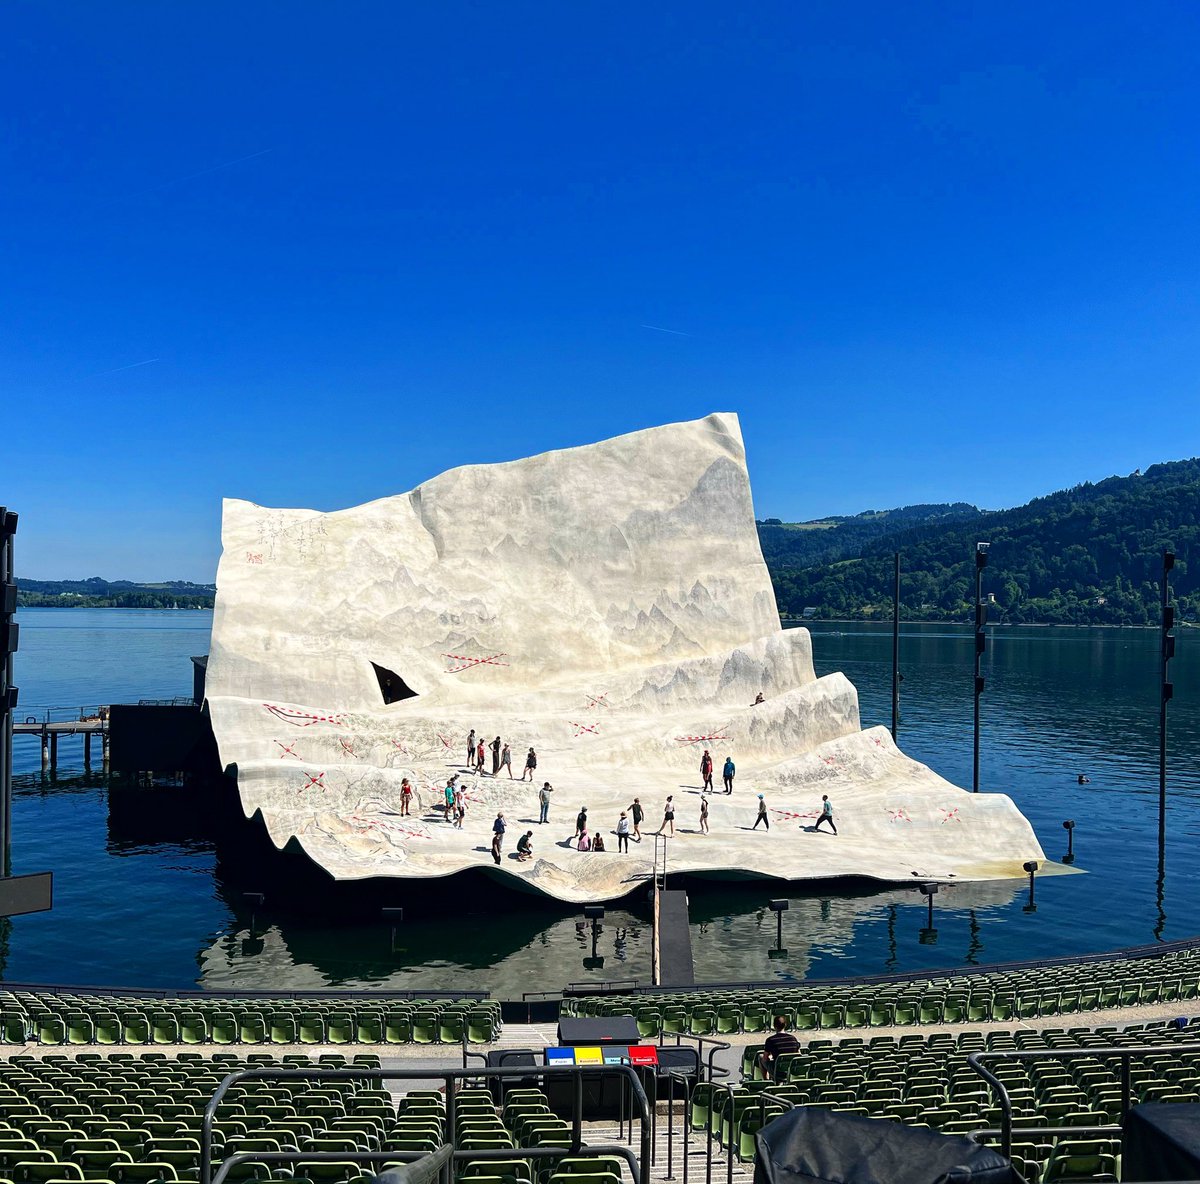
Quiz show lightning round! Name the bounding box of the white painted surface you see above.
[205,413,1044,902]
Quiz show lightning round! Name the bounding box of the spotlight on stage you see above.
[582,906,605,969]
[1023,861,1039,913]
[768,899,789,959]
[918,882,938,944]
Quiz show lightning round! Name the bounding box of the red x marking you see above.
[274,740,299,760]
[570,720,601,738]
[939,807,962,824]
[585,693,610,710]
[300,771,327,792]
[443,653,510,673]
[888,808,913,823]
[674,732,730,744]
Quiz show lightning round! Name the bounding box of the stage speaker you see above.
[556,1016,640,1046]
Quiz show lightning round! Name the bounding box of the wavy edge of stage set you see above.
[203,412,1049,904]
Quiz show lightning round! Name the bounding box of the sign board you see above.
[545,1047,575,1065]
[627,1045,659,1067]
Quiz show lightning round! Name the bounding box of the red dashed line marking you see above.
[888,808,913,823]
[675,732,730,744]
[436,733,453,750]
[772,808,820,821]
[443,653,510,673]
[264,703,346,728]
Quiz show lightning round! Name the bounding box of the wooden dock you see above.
[11,717,109,771]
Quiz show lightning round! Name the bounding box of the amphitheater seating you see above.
[0,1054,628,1184]
[0,992,501,1047]
[713,1016,1200,1184]
[564,946,1200,1033]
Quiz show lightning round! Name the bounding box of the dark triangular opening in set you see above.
[372,662,418,705]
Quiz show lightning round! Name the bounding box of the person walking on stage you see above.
[475,738,486,775]
[522,747,537,782]
[616,812,631,853]
[700,749,714,792]
[493,811,507,851]
[699,795,709,834]
[628,797,644,842]
[814,794,838,834]
[659,795,675,837]
[572,806,588,843]
[466,729,476,768]
[491,736,502,776]
[501,742,513,778]
[538,781,553,824]
[722,755,736,794]
[400,777,413,816]
[753,793,770,830]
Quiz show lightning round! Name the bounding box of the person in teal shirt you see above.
[722,756,735,794]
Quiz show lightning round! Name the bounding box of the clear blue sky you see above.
[5,2,1199,582]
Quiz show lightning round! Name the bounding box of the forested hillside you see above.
[18,577,215,609]
[757,503,982,569]
[764,460,1199,625]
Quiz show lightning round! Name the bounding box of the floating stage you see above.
[204,412,1045,905]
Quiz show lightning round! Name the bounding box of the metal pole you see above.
[1159,552,1173,854]
[891,552,900,740]
[973,544,988,793]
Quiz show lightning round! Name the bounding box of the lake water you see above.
[3,609,1197,994]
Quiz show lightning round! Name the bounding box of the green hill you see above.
[763,460,1200,625]
[18,577,215,609]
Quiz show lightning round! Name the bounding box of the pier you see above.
[12,707,110,772]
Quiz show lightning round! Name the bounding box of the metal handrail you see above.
[967,1039,1200,1159]
[659,1030,732,1083]
[200,1062,652,1184]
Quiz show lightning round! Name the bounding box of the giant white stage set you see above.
[205,413,1044,903]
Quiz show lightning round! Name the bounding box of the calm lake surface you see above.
[4,609,1197,994]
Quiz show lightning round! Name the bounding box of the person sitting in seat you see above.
[757,1015,800,1080]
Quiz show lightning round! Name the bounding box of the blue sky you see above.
[5,2,1200,582]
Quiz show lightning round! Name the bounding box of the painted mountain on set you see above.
[204,412,1044,903]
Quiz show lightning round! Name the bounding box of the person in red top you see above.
[400,778,413,816]
[758,1015,800,1079]
[700,749,714,792]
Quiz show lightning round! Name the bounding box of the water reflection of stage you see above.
[196,877,1030,996]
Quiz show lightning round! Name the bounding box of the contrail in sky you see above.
[641,323,692,337]
[136,148,275,195]
[91,358,159,377]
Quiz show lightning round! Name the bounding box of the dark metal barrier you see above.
[369,1143,453,1184]
[968,1040,1200,1159]
[201,1063,652,1184]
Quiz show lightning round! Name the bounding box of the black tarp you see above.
[754,1107,1019,1184]
[1123,1102,1200,1181]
